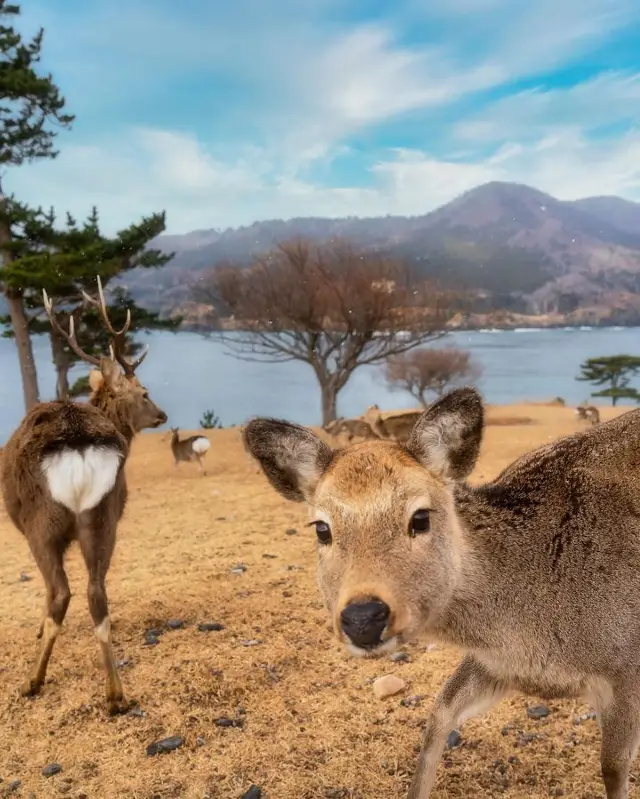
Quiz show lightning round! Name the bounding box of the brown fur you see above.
[576,404,601,425]
[1,296,167,714]
[244,387,640,799]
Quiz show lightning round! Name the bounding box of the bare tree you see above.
[384,347,482,408]
[194,239,454,424]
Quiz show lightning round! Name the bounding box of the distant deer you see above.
[576,404,601,425]
[170,427,211,475]
[245,387,640,799]
[1,277,167,714]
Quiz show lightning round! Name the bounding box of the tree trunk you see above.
[0,187,40,411]
[319,379,339,426]
[49,331,70,400]
[5,288,40,410]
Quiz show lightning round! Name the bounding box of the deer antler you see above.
[81,275,148,377]
[42,289,102,368]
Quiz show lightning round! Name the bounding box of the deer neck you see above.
[428,482,516,650]
[89,391,137,444]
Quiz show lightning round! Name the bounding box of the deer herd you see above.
[1,276,636,799]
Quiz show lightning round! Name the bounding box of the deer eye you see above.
[311,520,332,545]
[409,509,430,537]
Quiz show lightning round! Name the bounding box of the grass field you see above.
[0,402,631,798]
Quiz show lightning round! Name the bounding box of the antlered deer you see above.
[244,387,640,799]
[170,427,211,475]
[1,277,167,714]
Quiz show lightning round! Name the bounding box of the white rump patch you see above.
[192,437,211,454]
[41,446,122,514]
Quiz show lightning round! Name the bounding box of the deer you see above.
[576,404,601,425]
[1,276,167,715]
[170,427,211,475]
[244,387,640,799]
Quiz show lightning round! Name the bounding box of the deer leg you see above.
[408,655,508,799]
[21,541,71,697]
[77,516,128,715]
[598,694,640,799]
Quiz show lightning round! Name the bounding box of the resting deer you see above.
[170,427,211,475]
[576,404,601,425]
[244,387,640,799]
[1,277,167,714]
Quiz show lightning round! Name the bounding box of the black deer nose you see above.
[340,600,390,648]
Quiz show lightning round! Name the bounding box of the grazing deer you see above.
[1,277,167,714]
[170,427,211,475]
[244,387,640,799]
[576,404,601,425]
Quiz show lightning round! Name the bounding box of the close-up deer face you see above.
[244,387,484,658]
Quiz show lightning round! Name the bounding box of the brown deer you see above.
[244,387,640,799]
[1,277,167,714]
[576,404,601,425]
[170,427,211,475]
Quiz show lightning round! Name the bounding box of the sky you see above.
[4,0,640,235]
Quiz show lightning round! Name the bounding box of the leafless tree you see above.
[384,347,482,408]
[194,239,455,425]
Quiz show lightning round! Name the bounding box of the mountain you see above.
[107,182,640,327]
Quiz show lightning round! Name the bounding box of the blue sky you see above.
[5,0,640,234]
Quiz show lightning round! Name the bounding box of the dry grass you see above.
[0,403,631,798]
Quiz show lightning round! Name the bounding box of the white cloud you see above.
[456,73,640,142]
[6,126,640,236]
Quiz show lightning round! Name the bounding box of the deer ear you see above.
[243,418,333,502]
[406,387,484,481]
[88,370,104,392]
[99,356,121,388]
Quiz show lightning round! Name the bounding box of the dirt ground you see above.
[0,402,633,798]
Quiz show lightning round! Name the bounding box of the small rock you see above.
[42,764,63,778]
[196,736,206,747]
[240,639,261,647]
[507,755,520,764]
[446,730,462,749]
[372,675,406,699]
[5,781,21,794]
[19,573,31,582]
[116,658,132,669]
[231,564,248,575]
[391,651,410,663]
[215,717,242,728]
[128,707,145,718]
[573,711,597,725]
[143,630,160,646]
[527,704,550,720]
[241,787,261,799]
[400,694,424,708]
[166,619,185,630]
[282,590,292,598]
[285,528,298,536]
[197,622,224,632]
[146,736,184,756]
[262,553,277,559]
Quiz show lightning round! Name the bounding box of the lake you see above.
[1,327,638,443]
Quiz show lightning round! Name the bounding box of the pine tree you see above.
[0,1,74,409]
[0,206,177,398]
[576,355,640,406]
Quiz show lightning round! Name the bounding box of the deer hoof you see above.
[107,696,131,716]
[20,678,42,697]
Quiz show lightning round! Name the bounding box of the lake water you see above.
[1,327,639,443]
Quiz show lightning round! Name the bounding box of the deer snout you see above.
[340,599,390,649]
[156,411,168,426]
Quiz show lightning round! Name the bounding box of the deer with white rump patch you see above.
[244,387,640,798]
[170,427,211,475]
[1,277,167,714]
